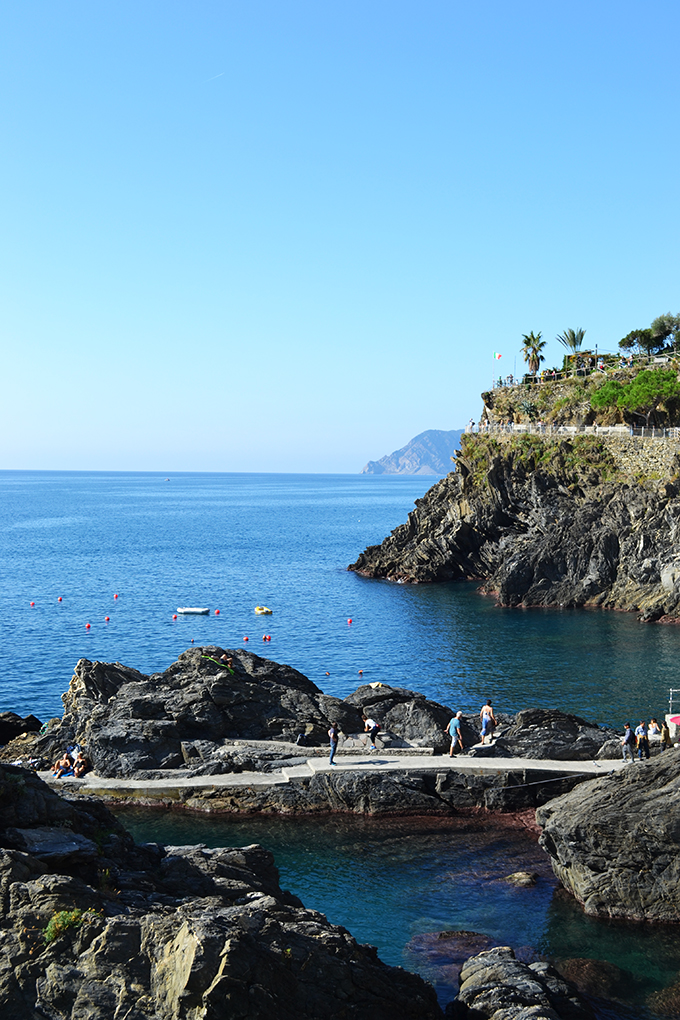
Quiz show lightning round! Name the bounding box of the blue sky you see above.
[1,1,678,471]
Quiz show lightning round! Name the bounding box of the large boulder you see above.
[537,750,680,920]
[343,684,458,753]
[0,765,443,1019]
[25,648,365,777]
[450,946,594,1020]
[0,711,42,745]
[495,709,618,761]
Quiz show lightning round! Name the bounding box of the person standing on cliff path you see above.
[446,711,464,755]
[621,723,635,764]
[661,720,672,750]
[328,722,339,765]
[480,700,496,745]
[635,720,650,760]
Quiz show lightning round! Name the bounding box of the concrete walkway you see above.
[41,748,625,798]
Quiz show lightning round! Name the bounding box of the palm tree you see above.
[556,327,586,352]
[521,331,546,375]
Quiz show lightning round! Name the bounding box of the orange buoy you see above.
[85,623,91,629]
[358,669,363,674]
[30,601,35,606]
[243,636,249,641]
[104,616,110,622]
[262,634,267,640]
[191,638,194,643]
[214,609,220,615]
[172,614,178,620]
[325,671,330,676]
[58,596,62,602]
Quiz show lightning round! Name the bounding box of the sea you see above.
[1,469,678,1014]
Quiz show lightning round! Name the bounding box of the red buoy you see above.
[173,614,178,620]
[215,609,220,615]
[85,623,91,629]
[243,636,249,641]
[30,601,35,606]
[347,618,352,624]
[104,616,110,622]
[113,593,119,599]
[58,596,63,602]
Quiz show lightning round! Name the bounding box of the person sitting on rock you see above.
[52,752,74,778]
[73,751,91,777]
[480,700,496,744]
[362,714,380,751]
[648,718,661,741]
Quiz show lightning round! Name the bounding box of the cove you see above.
[114,806,680,1013]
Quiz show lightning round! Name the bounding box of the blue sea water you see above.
[1,470,678,725]
[2,470,679,1013]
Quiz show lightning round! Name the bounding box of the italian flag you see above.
[493,352,502,360]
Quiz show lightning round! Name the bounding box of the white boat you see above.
[177,607,210,615]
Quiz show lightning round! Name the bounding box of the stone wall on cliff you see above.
[349,433,680,621]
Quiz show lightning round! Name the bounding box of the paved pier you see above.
[41,747,624,800]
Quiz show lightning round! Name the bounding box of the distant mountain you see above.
[361,429,464,475]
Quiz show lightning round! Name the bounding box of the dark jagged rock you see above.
[0,765,442,1019]
[495,709,619,761]
[536,750,680,920]
[448,946,594,1020]
[349,434,680,621]
[0,711,42,745]
[18,648,366,777]
[344,685,461,754]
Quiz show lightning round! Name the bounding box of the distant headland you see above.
[361,428,464,475]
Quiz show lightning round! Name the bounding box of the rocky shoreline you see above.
[349,433,680,622]
[3,648,680,1017]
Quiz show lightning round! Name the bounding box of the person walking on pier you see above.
[480,700,496,745]
[328,722,339,765]
[621,723,635,763]
[446,711,464,755]
[635,720,650,760]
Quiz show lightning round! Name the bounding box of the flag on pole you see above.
[493,352,502,360]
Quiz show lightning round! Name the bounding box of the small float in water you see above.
[177,607,210,615]
[254,606,273,615]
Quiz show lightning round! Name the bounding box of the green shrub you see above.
[43,908,101,944]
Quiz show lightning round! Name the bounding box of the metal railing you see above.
[466,423,680,441]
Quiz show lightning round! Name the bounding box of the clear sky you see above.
[1,1,678,472]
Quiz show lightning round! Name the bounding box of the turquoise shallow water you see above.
[115,808,679,1014]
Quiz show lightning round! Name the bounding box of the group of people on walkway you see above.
[621,718,671,762]
[446,700,496,755]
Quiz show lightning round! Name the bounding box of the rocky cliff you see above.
[0,764,442,1019]
[362,429,463,475]
[350,433,680,621]
[537,750,680,920]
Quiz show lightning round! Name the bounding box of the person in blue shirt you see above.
[635,721,650,760]
[446,711,464,756]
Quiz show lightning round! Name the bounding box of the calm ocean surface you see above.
[2,470,678,1013]
[1,470,678,724]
